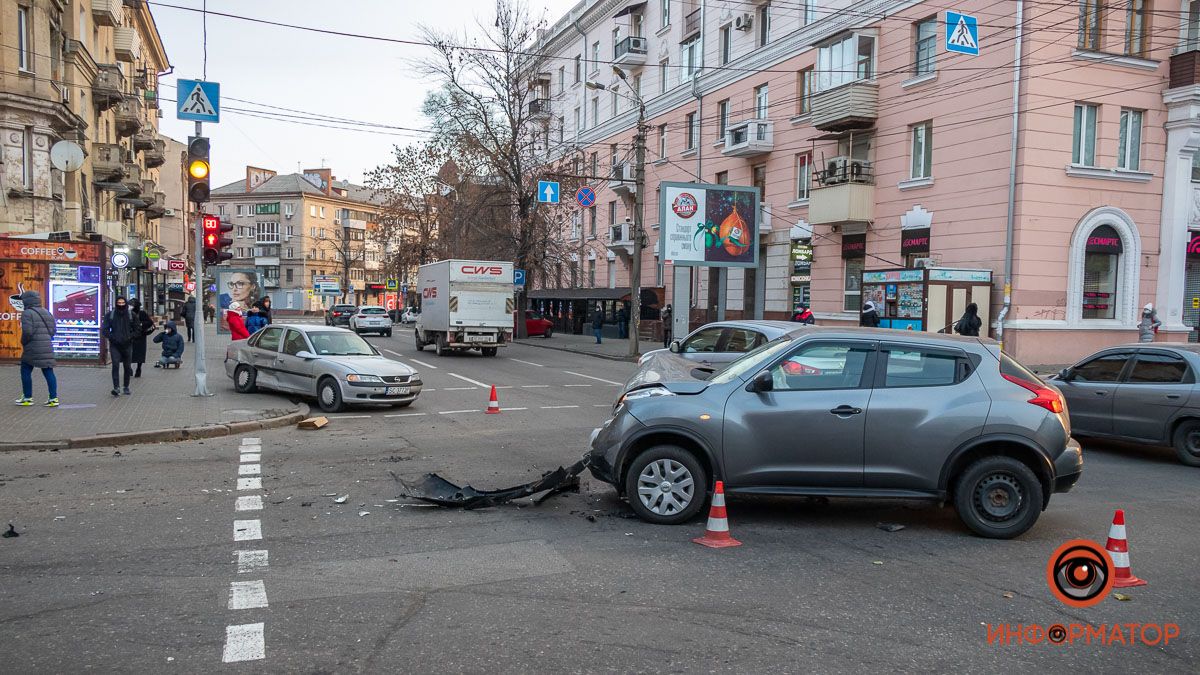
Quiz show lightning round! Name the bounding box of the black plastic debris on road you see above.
[3,523,19,538]
[392,459,588,509]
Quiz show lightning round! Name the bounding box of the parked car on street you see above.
[324,304,358,327]
[400,307,420,324]
[589,327,1082,539]
[637,320,799,367]
[519,310,554,338]
[225,324,421,413]
[350,306,393,336]
[1050,343,1200,466]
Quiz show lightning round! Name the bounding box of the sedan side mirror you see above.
[746,370,773,393]
[295,350,317,360]
[1057,368,1071,381]
[669,340,682,354]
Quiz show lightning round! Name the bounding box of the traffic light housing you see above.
[202,214,233,266]
[187,136,211,204]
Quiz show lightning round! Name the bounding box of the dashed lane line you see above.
[223,623,265,663]
[228,580,269,610]
[593,404,611,407]
[505,407,529,411]
[520,385,549,389]
[437,409,478,415]
[447,372,490,388]
[234,519,262,542]
[509,358,544,367]
[324,414,371,419]
[236,550,268,574]
[563,384,592,387]
[235,495,263,512]
[443,387,476,391]
[237,477,262,491]
[385,412,427,417]
[541,405,580,409]
[563,370,624,386]
[409,358,437,370]
[238,464,261,476]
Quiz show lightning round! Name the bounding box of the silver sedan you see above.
[225,324,422,412]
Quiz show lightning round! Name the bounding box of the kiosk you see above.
[861,267,993,335]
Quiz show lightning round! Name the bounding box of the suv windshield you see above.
[306,331,377,356]
[708,337,795,385]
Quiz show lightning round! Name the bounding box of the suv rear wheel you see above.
[623,446,707,524]
[953,456,1043,539]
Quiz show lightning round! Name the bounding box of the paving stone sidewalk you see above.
[515,331,664,361]
[0,324,302,446]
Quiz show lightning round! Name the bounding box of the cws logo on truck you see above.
[458,265,507,277]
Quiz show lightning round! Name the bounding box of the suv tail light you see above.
[1001,373,1064,414]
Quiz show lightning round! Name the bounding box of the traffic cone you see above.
[692,481,741,548]
[485,385,501,414]
[1105,509,1147,588]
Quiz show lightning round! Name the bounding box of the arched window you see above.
[1082,224,1123,320]
[1066,207,1142,325]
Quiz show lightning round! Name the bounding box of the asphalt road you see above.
[2,332,1198,672]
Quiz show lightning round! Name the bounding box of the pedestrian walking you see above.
[617,306,628,339]
[103,297,134,396]
[591,305,604,344]
[860,301,881,328]
[254,296,272,325]
[182,296,196,342]
[152,320,185,368]
[244,306,268,334]
[14,290,58,407]
[128,298,154,378]
[227,302,250,341]
[953,303,982,337]
[1139,303,1162,343]
[791,304,816,325]
[661,304,673,348]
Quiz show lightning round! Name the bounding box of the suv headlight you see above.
[617,386,675,407]
[347,374,383,383]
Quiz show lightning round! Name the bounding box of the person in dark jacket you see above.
[254,297,272,325]
[791,304,816,324]
[244,306,268,334]
[182,296,196,342]
[661,304,673,348]
[616,307,628,339]
[103,297,134,396]
[15,290,58,407]
[153,320,185,367]
[860,301,881,328]
[128,298,154,378]
[954,303,982,337]
[591,305,604,344]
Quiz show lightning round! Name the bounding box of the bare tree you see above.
[366,142,448,292]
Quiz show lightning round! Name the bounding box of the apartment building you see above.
[209,167,382,311]
[528,0,1200,364]
[1,0,171,246]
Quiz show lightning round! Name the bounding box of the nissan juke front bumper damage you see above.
[392,458,590,509]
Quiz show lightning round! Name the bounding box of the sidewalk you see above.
[515,331,663,361]
[0,324,306,450]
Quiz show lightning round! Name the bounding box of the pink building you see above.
[528,0,1199,364]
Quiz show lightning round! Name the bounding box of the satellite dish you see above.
[50,141,85,173]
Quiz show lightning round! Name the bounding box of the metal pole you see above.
[192,120,211,396]
[628,101,646,358]
[342,224,350,304]
[997,0,1025,352]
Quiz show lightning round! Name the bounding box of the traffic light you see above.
[187,136,211,204]
[202,214,233,266]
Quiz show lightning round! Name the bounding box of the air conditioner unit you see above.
[284,213,293,219]
[734,13,753,31]
[83,220,96,234]
[334,218,343,225]
[823,156,850,185]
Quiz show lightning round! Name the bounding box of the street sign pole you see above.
[191,119,211,397]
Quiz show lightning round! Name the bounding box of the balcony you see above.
[91,143,125,181]
[608,162,636,196]
[1170,49,1200,88]
[682,8,702,40]
[613,36,648,67]
[528,98,552,119]
[722,119,774,157]
[807,159,875,226]
[607,222,635,256]
[143,138,165,168]
[122,163,142,194]
[114,98,142,137]
[93,64,124,110]
[146,192,167,219]
[113,26,141,62]
[133,129,155,151]
[809,80,879,132]
[92,0,122,27]
[139,179,156,203]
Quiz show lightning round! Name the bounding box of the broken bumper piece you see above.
[393,458,589,509]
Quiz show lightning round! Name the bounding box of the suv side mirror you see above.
[746,370,773,393]
[669,340,682,354]
[1057,368,1071,381]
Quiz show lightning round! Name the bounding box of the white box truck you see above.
[414,260,514,357]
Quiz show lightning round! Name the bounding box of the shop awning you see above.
[614,2,646,18]
[528,287,631,301]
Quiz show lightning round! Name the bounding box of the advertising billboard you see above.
[659,182,760,268]
[217,268,262,333]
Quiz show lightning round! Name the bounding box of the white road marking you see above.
[564,384,592,387]
[409,358,437,370]
[510,358,544,368]
[385,412,427,417]
[222,623,265,662]
[494,385,513,389]
[520,385,549,389]
[238,464,261,476]
[240,445,262,452]
[228,580,268,610]
[234,519,262,542]
[448,372,490,388]
[236,550,269,574]
[437,409,478,415]
[240,453,261,463]
[541,405,580,409]
[383,348,407,359]
[443,387,476,391]
[237,477,262,491]
[241,438,260,446]
[505,407,529,411]
[563,370,624,386]
[326,414,370,419]
[593,404,611,407]
[235,495,263,511]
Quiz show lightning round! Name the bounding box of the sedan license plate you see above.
[465,335,491,343]
[385,386,410,396]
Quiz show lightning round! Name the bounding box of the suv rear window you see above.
[1000,353,1043,384]
[360,307,386,315]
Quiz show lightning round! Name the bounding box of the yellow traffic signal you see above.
[188,159,210,180]
[187,136,211,203]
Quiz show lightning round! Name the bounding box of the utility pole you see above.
[342,222,351,304]
[629,100,647,359]
[190,120,211,396]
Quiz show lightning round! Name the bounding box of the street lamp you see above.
[585,67,647,358]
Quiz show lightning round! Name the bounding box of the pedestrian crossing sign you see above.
[176,79,221,123]
[945,11,979,56]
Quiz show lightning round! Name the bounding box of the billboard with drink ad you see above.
[658,181,760,268]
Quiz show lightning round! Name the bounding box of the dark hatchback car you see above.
[1052,343,1200,466]
[589,328,1083,539]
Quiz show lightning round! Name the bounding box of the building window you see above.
[910,121,933,179]
[1079,0,1104,51]
[256,221,280,244]
[1072,103,1098,166]
[590,152,598,176]
[236,204,245,216]
[632,74,641,98]
[658,124,667,158]
[844,259,864,312]
[283,203,294,217]
[18,6,32,72]
[588,259,596,287]
[1117,108,1142,171]
[574,107,581,133]
[591,41,600,72]
[720,25,732,65]
[574,55,581,83]
[608,201,617,228]
[1189,1,1200,51]
[659,59,669,93]
[612,27,620,56]
[608,259,616,289]
[1125,0,1147,56]
[817,33,875,91]
[685,112,697,150]
[715,171,728,185]
[609,143,619,168]
[591,97,599,124]
[1191,153,1200,182]
[218,205,225,215]
[589,208,597,238]
[754,84,769,119]
[320,206,326,218]
[610,87,619,116]
[797,68,813,115]
[285,268,294,283]
[558,67,565,92]
[1082,224,1122,320]
[286,247,294,258]
[309,205,317,217]
[757,3,771,47]
[661,0,670,28]
[20,127,33,190]
[800,0,815,25]
[915,17,937,75]
[795,153,812,200]
[682,39,699,80]
[717,99,730,140]
[752,164,767,194]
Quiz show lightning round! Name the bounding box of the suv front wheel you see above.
[623,446,707,524]
[953,456,1043,539]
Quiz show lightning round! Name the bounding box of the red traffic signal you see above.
[202,214,233,266]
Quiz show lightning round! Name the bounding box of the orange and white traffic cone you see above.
[485,385,501,414]
[1105,509,1147,588]
[692,481,741,548]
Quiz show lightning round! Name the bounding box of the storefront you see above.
[0,239,110,365]
[860,267,992,334]
[790,239,812,309]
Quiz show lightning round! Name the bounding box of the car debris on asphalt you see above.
[392,458,589,509]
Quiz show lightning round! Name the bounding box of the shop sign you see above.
[841,233,866,259]
[1187,232,1200,255]
[1085,225,1122,254]
[928,269,992,282]
[900,228,930,256]
[0,240,100,263]
[790,242,813,264]
[863,269,924,283]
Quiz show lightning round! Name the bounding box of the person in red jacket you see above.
[226,303,250,340]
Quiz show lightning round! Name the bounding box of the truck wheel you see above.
[414,330,424,351]
[434,334,447,357]
[482,347,498,357]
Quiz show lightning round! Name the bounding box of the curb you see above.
[513,340,638,362]
[0,404,310,452]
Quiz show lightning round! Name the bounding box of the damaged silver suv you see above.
[588,328,1083,539]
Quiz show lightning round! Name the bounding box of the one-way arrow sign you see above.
[537,180,560,204]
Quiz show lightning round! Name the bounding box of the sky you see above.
[153,0,580,189]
